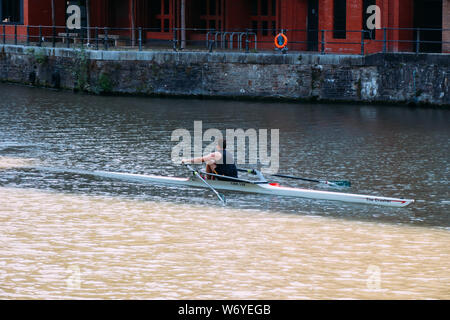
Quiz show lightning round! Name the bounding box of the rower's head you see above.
[217,139,226,151]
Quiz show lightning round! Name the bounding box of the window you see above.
[271,0,277,18]
[164,0,170,15]
[262,21,268,36]
[149,0,173,32]
[251,0,258,16]
[200,0,207,15]
[200,0,222,31]
[333,0,346,39]
[1,0,23,24]
[261,0,268,16]
[109,0,128,28]
[209,0,216,15]
[250,0,277,37]
[363,0,376,39]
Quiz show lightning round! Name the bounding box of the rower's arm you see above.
[182,152,220,164]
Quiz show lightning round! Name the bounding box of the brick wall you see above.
[444,0,450,53]
[319,0,415,54]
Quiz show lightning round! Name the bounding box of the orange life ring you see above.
[274,33,288,49]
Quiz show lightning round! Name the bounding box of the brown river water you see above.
[0,84,448,299]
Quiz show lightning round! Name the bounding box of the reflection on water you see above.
[0,83,449,299]
[0,187,448,300]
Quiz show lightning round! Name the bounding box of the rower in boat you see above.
[26,166,414,207]
[181,139,238,181]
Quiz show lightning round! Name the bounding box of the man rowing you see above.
[181,139,238,181]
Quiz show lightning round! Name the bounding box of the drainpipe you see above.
[51,0,55,46]
[51,0,55,28]
[130,0,136,47]
[181,0,186,50]
[86,0,90,45]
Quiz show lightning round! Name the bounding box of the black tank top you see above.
[215,150,238,179]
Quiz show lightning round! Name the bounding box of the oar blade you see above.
[328,180,351,188]
[219,193,226,205]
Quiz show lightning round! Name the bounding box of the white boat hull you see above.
[92,170,414,207]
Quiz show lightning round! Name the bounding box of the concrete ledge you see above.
[2,44,448,67]
[0,44,366,65]
[365,52,450,66]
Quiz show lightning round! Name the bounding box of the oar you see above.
[272,173,351,187]
[238,168,351,188]
[184,164,226,205]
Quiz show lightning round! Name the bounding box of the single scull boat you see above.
[84,169,414,207]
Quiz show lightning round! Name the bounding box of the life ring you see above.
[274,33,288,49]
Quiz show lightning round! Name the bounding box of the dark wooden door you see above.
[307,0,319,51]
[414,0,442,53]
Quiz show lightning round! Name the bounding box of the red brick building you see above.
[443,0,450,52]
[0,0,447,54]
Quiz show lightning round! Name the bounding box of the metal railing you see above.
[0,24,448,55]
[205,30,257,51]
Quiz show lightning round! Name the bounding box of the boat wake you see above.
[0,156,37,170]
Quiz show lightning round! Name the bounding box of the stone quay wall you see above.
[0,44,448,106]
